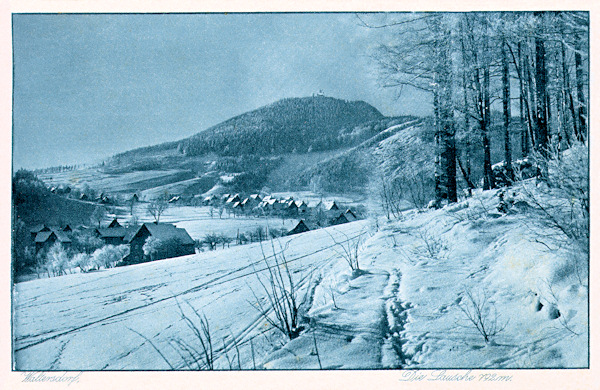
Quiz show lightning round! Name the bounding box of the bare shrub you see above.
[129,300,217,370]
[526,144,588,250]
[516,143,588,285]
[457,288,508,343]
[170,301,215,370]
[378,175,404,220]
[411,229,446,259]
[378,172,430,219]
[326,229,366,273]
[249,240,304,339]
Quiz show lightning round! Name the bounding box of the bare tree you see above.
[90,205,107,228]
[373,13,457,205]
[147,197,169,223]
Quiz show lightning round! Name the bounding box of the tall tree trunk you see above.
[482,64,495,190]
[517,42,529,157]
[433,83,442,205]
[525,44,538,149]
[560,42,573,147]
[460,22,472,190]
[501,38,513,182]
[433,23,457,204]
[534,12,549,154]
[574,33,587,143]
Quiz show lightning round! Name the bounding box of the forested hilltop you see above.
[111,96,386,163]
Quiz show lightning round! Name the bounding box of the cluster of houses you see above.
[200,193,360,237]
[202,193,358,222]
[30,219,195,265]
[30,224,73,253]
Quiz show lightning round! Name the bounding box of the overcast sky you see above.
[12,13,432,170]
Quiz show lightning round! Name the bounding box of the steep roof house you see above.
[344,209,358,222]
[30,224,51,241]
[108,218,122,228]
[125,223,195,264]
[325,201,340,211]
[330,213,350,226]
[287,220,310,236]
[96,227,129,246]
[295,201,308,214]
[226,194,241,205]
[35,230,72,253]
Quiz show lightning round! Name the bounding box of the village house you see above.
[95,227,129,246]
[285,200,299,215]
[220,193,231,203]
[287,220,310,236]
[226,194,241,206]
[325,201,339,211]
[232,201,244,214]
[30,224,51,241]
[94,219,129,245]
[344,209,358,222]
[241,196,260,210]
[249,194,262,202]
[35,230,71,253]
[295,201,308,214]
[203,194,219,206]
[124,223,195,264]
[108,218,122,228]
[330,213,350,226]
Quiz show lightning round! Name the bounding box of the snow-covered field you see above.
[13,221,373,370]
[38,168,192,194]
[13,183,588,370]
[125,204,298,241]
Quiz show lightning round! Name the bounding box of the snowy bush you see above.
[143,237,162,261]
[411,228,446,260]
[71,252,91,273]
[71,230,104,254]
[517,143,588,285]
[46,243,71,277]
[90,245,129,270]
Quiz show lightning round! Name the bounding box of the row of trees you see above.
[372,12,588,204]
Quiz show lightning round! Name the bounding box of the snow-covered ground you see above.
[38,168,190,194]
[124,204,298,241]
[13,183,588,370]
[13,221,372,370]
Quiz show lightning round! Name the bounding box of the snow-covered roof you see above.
[325,201,339,210]
[35,230,71,244]
[96,227,128,238]
[126,223,194,245]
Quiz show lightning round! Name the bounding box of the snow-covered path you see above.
[14,221,371,370]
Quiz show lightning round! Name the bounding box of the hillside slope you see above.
[13,180,588,369]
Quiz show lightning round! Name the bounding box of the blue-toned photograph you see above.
[11,12,588,370]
